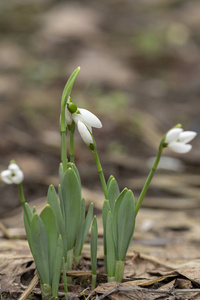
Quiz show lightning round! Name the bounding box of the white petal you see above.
[12,170,24,184]
[1,170,13,184]
[77,121,93,146]
[8,163,20,172]
[78,108,102,128]
[165,128,183,143]
[72,112,82,125]
[65,107,73,125]
[178,131,197,143]
[168,142,192,153]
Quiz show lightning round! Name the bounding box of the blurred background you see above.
[0,0,199,216]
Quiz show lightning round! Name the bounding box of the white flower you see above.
[77,121,93,146]
[65,104,102,145]
[1,163,24,184]
[165,128,197,153]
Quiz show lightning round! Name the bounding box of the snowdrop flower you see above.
[1,163,24,184]
[65,102,102,145]
[165,128,197,153]
[77,121,93,146]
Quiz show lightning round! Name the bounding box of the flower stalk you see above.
[135,138,164,217]
[92,147,108,199]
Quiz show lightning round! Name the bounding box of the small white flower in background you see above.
[1,163,24,184]
[65,103,102,145]
[165,128,197,153]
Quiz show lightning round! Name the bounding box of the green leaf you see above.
[47,185,65,235]
[40,204,57,284]
[59,163,64,183]
[23,202,33,251]
[61,167,81,250]
[90,216,98,275]
[107,175,113,188]
[106,211,116,279]
[112,188,128,251]
[83,202,94,245]
[66,162,81,189]
[117,190,135,261]
[107,176,120,211]
[48,185,67,260]
[102,200,110,256]
[30,213,50,285]
[74,198,86,259]
[61,67,80,109]
[52,235,63,298]
[58,184,65,218]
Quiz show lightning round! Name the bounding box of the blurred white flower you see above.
[1,163,24,184]
[165,128,197,153]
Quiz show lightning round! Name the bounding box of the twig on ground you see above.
[95,286,200,300]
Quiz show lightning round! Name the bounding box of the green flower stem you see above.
[66,248,73,283]
[17,183,31,224]
[135,140,164,217]
[61,130,68,173]
[62,257,68,300]
[92,148,107,199]
[91,274,97,290]
[17,183,25,206]
[115,260,125,282]
[69,122,75,163]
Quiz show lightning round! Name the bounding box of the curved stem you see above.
[93,148,108,199]
[17,183,31,224]
[61,130,68,173]
[135,141,164,217]
[69,122,75,163]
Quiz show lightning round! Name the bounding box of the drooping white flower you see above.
[65,103,102,145]
[165,128,197,153]
[77,121,93,146]
[1,163,24,184]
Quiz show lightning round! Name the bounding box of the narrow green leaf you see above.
[59,163,64,183]
[106,212,116,279]
[58,184,65,218]
[117,190,135,261]
[30,213,50,285]
[112,188,128,251]
[61,67,80,109]
[23,202,33,251]
[107,176,120,211]
[52,235,63,298]
[62,257,68,299]
[61,168,81,250]
[83,202,94,244]
[102,200,110,256]
[90,216,98,275]
[107,175,114,188]
[40,205,57,284]
[66,162,81,189]
[74,198,86,260]
[48,185,67,260]
[47,185,65,235]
